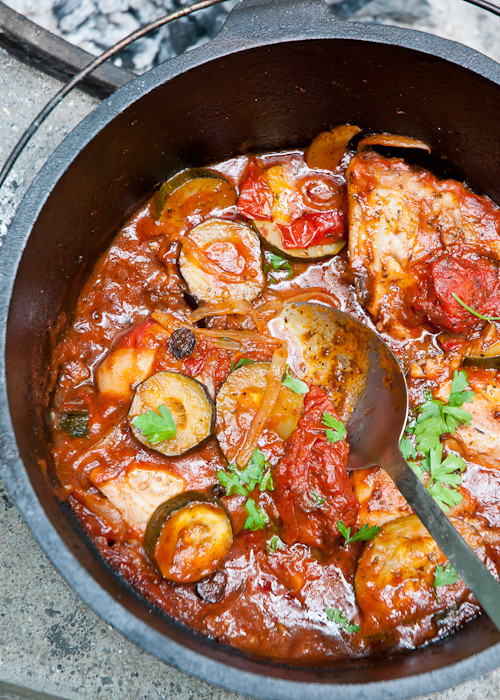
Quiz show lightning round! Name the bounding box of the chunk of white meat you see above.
[96,347,156,399]
[451,390,500,470]
[347,151,500,325]
[93,465,185,532]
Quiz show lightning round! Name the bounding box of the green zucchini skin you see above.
[128,371,215,457]
[155,168,236,220]
[143,490,234,583]
[464,355,500,369]
[60,410,89,438]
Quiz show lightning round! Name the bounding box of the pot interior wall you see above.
[6,37,500,683]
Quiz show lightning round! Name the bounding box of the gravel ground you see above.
[4,0,500,73]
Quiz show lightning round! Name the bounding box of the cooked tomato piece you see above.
[413,246,500,333]
[237,161,273,220]
[277,210,345,250]
[273,386,358,550]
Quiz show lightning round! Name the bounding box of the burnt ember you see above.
[5,0,500,75]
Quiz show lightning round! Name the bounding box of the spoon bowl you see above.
[270,301,500,630]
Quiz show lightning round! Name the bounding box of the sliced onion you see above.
[281,287,340,306]
[188,300,252,323]
[180,238,246,284]
[205,338,241,351]
[71,488,127,536]
[152,310,281,347]
[357,133,431,153]
[235,343,288,468]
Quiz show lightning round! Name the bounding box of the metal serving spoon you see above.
[269,301,500,630]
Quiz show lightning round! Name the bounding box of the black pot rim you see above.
[1,5,500,698]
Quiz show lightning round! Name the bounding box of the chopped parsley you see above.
[266,535,286,553]
[311,490,326,507]
[267,252,293,277]
[337,521,380,544]
[282,372,309,395]
[322,412,347,443]
[451,293,500,324]
[217,448,274,497]
[217,448,273,532]
[433,563,459,600]
[325,608,361,633]
[132,404,176,444]
[244,498,269,531]
[401,370,473,512]
[230,357,255,372]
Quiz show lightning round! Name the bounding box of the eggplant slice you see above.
[178,218,265,303]
[144,491,233,583]
[129,371,215,457]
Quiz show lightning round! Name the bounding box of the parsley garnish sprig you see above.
[322,412,347,443]
[217,448,273,532]
[337,521,380,544]
[230,357,255,372]
[265,252,293,285]
[433,563,459,600]
[325,608,361,633]
[282,372,309,395]
[132,404,176,444]
[401,370,473,512]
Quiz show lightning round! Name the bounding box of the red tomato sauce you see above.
[48,138,500,665]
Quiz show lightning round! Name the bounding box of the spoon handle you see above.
[386,451,500,632]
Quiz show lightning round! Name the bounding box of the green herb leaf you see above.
[433,563,459,600]
[402,371,474,511]
[311,490,326,507]
[230,357,255,372]
[260,469,274,492]
[282,372,309,395]
[325,608,361,633]
[337,520,380,544]
[268,275,279,285]
[400,436,417,460]
[266,535,286,553]
[451,293,500,324]
[423,444,466,512]
[448,370,474,407]
[132,404,176,444]
[217,468,247,497]
[322,412,347,443]
[244,498,269,531]
[217,449,273,498]
[268,252,293,275]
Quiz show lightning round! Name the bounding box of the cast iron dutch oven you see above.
[1,0,500,696]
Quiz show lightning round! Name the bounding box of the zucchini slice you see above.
[255,219,346,261]
[60,410,89,438]
[156,168,237,231]
[129,371,215,456]
[144,491,233,582]
[216,362,304,460]
[464,333,500,368]
[178,218,265,303]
